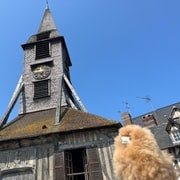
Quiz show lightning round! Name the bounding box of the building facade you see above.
[0,7,121,180]
[121,102,180,173]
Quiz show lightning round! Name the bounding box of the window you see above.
[54,148,103,180]
[36,32,50,59]
[142,114,157,128]
[65,148,88,180]
[34,80,50,99]
[170,127,180,143]
[173,158,180,169]
[36,40,50,59]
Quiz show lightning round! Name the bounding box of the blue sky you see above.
[0,0,180,123]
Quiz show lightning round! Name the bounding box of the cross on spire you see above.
[46,0,49,9]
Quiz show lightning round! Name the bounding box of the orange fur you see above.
[113,125,177,180]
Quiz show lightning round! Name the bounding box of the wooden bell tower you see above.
[0,6,121,180]
[0,7,86,126]
[21,7,86,114]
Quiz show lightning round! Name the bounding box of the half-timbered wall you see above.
[0,127,118,180]
[55,128,117,180]
[169,146,180,169]
[0,144,54,180]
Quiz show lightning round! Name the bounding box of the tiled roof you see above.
[132,102,180,149]
[0,107,121,142]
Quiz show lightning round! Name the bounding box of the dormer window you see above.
[166,106,180,144]
[142,114,157,128]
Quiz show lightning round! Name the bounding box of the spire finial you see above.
[46,0,49,9]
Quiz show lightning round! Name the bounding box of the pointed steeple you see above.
[38,7,58,33]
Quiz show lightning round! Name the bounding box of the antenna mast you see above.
[123,101,131,114]
[136,96,155,110]
[136,95,158,120]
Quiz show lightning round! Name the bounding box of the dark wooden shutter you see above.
[36,40,50,59]
[34,80,50,99]
[54,152,66,180]
[36,32,50,59]
[86,148,103,180]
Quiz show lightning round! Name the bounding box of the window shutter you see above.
[34,80,50,99]
[36,40,50,59]
[54,152,66,180]
[36,32,51,60]
[86,148,103,180]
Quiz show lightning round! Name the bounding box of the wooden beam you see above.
[0,75,24,127]
[63,74,87,112]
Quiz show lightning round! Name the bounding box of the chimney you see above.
[121,112,132,126]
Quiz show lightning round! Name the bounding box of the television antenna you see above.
[136,95,158,120]
[136,95,155,110]
[122,101,131,114]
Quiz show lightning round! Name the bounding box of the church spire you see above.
[38,7,57,33]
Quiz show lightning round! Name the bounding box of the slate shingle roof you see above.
[150,124,173,149]
[132,102,180,149]
[0,107,121,142]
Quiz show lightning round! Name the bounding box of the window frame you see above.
[35,31,51,60]
[54,147,103,180]
[35,40,51,60]
[170,127,180,144]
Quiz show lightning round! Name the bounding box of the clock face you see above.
[33,65,51,80]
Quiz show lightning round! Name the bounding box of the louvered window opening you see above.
[34,80,50,99]
[36,32,50,59]
[36,40,50,59]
